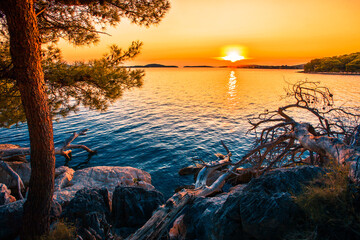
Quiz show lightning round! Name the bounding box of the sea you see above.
[1,68,360,197]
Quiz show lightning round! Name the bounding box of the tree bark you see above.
[0,0,56,238]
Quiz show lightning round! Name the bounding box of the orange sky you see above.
[58,0,360,66]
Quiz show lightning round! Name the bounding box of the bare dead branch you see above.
[0,129,96,161]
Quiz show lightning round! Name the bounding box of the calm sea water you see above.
[1,68,360,197]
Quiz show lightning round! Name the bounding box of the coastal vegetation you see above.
[237,64,304,69]
[40,221,76,240]
[0,42,145,128]
[304,52,360,73]
[289,163,360,239]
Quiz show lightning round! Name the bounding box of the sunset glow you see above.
[57,0,360,66]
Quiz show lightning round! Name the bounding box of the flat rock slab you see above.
[54,166,155,203]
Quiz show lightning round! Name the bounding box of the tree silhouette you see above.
[0,0,170,238]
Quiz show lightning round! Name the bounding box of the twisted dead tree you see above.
[245,80,360,179]
[128,80,360,240]
[0,129,96,198]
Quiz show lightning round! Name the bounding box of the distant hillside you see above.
[304,52,360,73]
[129,63,178,68]
[183,65,214,68]
[237,64,304,69]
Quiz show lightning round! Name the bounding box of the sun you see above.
[222,51,245,62]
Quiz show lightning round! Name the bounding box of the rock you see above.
[54,166,75,192]
[112,186,165,237]
[0,161,31,189]
[0,183,16,205]
[0,199,24,240]
[181,166,323,240]
[169,214,187,240]
[63,188,111,220]
[210,185,251,240]
[62,188,111,239]
[183,194,228,240]
[50,200,62,221]
[239,166,323,240]
[84,211,112,239]
[54,166,154,204]
[0,199,61,240]
[183,185,249,240]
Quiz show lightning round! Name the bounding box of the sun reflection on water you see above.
[228,70,237,95]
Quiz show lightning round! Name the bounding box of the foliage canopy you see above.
[304,52,360,73]
[0,0,170,127]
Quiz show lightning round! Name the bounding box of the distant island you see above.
[304,52,360,73]
[183,65,214,68]
[128,63,178,68]
[236,64,304,69]
[127,63,305,69]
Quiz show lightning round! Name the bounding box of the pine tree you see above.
[0,0,170,238]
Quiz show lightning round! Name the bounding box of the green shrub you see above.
[289,164,360,239]
[40,221,76,240]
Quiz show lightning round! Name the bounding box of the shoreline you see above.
[300,71,360,75]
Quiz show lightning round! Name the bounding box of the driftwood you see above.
[128,81,360,240]
[128,190,194,240]
[293,122,360,181]
[0,129,96,198]
[0,129,96,161]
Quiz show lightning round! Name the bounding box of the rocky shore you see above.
[0,162,330,240]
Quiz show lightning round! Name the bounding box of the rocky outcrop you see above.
[0,165,158,239]
[182,185,249,240]
[239,166,323,239]
[0,199,61,240]
[0,199,24,240]
[59,186,165,239]
[62,188,111,239]
[181,166,323,240]
[182,193,230,240]
[53,166,155,203]
[112,186,165,237]
[0,164,325,240]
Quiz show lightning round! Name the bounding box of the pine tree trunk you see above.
[0,0,56,238]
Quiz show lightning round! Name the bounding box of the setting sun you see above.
[222,51,245,62]
[219,45,247,63]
